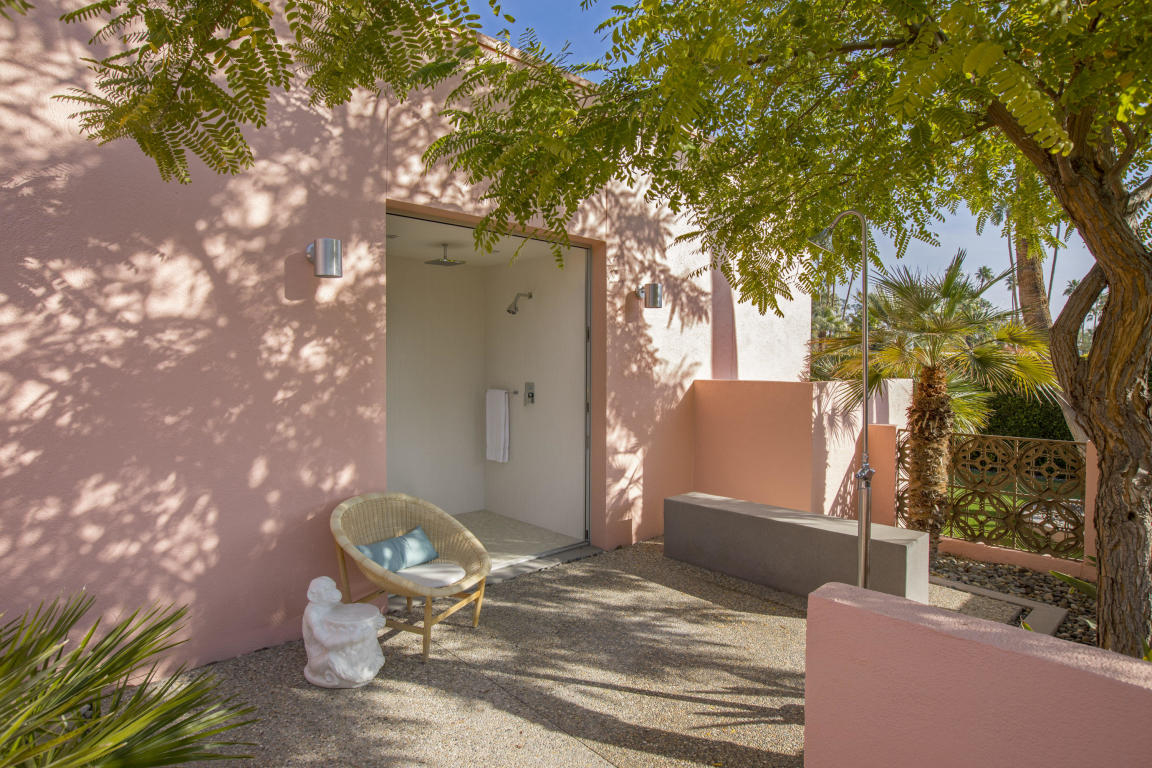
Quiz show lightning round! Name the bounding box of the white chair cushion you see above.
[396,562,467,588]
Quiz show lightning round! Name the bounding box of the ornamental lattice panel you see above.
[896,431,1086,558]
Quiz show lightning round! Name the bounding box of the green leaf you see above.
[963,41,1004,77]
[1050,570,1098,600]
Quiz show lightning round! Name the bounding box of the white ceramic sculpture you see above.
[302,576,387,688]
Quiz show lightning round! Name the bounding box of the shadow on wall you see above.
[813,381,910,520]
[599,187,710,546]
[812,383,863,520]
[0,9,392,664]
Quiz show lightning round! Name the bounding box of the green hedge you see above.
[982,392,1075,441]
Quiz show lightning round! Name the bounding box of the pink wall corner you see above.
[587,243,612,551]
[709,269,738,380]
[805,583,1152,768]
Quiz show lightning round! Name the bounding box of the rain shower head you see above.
[425,243,466,267]
[506,291,533,315]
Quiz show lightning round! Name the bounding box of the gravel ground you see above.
[930,553,1096,645]
[204,539,810,768]
[197,542,1031,767]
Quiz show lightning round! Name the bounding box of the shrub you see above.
[982,392,1074,441]
[0,593,253,767]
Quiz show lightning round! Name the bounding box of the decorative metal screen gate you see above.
[896,432,1087,558]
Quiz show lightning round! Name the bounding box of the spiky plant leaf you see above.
[0,594,253,767]
[808,249,1056,427]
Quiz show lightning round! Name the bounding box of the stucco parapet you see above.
[810,582,1152,691]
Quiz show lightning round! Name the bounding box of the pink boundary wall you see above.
[806,583,1152,768]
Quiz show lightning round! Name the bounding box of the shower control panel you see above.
[525,382,535,406]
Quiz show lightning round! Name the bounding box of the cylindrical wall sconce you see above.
[306,238,343,278]
[635,283,663,308]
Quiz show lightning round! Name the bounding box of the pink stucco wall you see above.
[805,583,1152,768]
[691,380,911,517]
[0,11,808,665]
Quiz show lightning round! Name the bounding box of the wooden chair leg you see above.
[421,599,433,662]
[406,596,413,613]
[335,544,351,602]
[472,578,486,628]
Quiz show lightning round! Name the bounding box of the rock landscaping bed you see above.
[931,553,1096,645]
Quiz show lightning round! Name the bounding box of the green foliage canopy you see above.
[982,391,1076,441]
[427,0,1151,314]
[11,0,496,182]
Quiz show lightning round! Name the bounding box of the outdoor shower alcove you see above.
[384,212,590,570]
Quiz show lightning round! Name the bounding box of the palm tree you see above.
[810,251,1056,546]
[0,594,252,766]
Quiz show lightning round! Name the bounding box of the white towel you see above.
[485,389,510,462]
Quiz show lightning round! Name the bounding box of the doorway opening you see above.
[384,212,590,571]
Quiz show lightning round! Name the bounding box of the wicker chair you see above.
[331,493,491,661]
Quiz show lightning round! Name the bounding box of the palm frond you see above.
[809,246,1060,423]
[0,594,253,766]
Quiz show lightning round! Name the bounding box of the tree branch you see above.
[1066,105,1096,157]
[1126,175,1152,219]
[1051,263,1106,399]
[747,37,912,66]
[961,118,994,141]
[1110,122,1139,180]
[986,100,1059,181]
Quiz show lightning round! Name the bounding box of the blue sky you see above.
[471,1,1095,315]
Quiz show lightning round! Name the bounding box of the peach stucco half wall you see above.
[2,11,812,665]
[691,379,912,520]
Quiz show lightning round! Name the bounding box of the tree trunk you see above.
[1014,229,1089,441]
[988,99,1152,657]
[904,366,953,552]
[1046,179,1152,658]
[1014,234,1053,332]
[1053,259,1152,658]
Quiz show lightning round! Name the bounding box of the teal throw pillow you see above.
[355,526,439,571]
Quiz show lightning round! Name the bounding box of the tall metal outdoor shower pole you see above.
[809,210,875,589]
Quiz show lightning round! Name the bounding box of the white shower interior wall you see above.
[384,214,587,545]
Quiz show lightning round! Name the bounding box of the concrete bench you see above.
[664,492,929,602]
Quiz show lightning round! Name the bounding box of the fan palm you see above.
[810,251,1056,544]
[0,593,252,767]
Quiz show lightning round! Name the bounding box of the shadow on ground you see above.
[205,540,807,767]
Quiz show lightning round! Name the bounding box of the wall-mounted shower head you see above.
[506,291,533,315]
[425,243,466,267]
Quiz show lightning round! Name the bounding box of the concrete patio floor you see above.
[205,539,1017,767]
